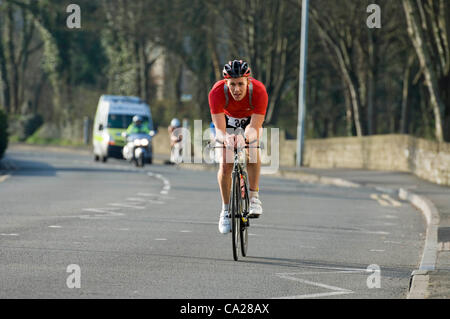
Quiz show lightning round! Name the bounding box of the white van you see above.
[92,95,155,162]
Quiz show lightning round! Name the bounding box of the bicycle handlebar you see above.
[209,138,261,150]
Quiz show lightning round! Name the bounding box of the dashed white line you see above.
[126,197,147,202]
[0,174,10,183]
[108,203,145,210]
[370,194,390,206]
[381,194,402,207]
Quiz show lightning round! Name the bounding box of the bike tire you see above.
[240,173,249,257]
[230,171,240,261]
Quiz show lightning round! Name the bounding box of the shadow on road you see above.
[240,256,412,278]
[3,157,147,177]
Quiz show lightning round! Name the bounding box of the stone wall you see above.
[300,134,450,186]
[152,128,171,156]
[152,128,450,186]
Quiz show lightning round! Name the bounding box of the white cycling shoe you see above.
[218,210,231,234]
[248,197,263,218]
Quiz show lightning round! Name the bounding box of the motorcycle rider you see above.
[127,115,150,135]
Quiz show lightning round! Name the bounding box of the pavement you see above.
[1,142,449,299]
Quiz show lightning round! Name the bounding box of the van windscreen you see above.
[107,114,149,129]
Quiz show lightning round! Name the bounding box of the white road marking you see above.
[371,193,402,208]
[180,230,192,233]
[48,225,62,228]
[154,238,167,241]
[384,240,403,245]
[137,192,175,200]
[126,197,147,202]
[137,192,156,196]
[126,197,165,204]
[381,194,402,207]
[82,208,125,217]
[147,200,165,205]
[274,272,354,299]
[274,291,353,299]
[0,233,19,236]
[370,194,390,206]
[0,174,10,183]
[370,249,385,252]
[74,208,124,219]
[108,203,145,210]
[148,171,171,196]
[383,222,396,226]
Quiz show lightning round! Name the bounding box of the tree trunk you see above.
[5,3,19,114]
[400,54,415,134]
[403,0,444,142]
[0,29,11,113]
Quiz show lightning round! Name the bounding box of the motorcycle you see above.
[122,132,153,167]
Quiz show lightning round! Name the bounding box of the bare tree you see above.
[402,0,448,142]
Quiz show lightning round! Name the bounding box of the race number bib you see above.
[227,116,250,128]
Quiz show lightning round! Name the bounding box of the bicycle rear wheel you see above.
[230,171,241,261]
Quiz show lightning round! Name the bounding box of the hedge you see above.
[0,109,8,159]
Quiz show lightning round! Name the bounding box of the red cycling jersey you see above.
[208,78,268,118]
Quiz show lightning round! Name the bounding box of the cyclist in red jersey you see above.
[208,60,268,234]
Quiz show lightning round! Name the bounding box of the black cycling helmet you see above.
[222,60,251,79]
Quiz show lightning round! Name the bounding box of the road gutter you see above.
[399,188,440,299]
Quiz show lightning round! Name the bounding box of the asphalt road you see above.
[0,146,426,299]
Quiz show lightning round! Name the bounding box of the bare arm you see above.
[211,113,227,142]
[245,113,265,143]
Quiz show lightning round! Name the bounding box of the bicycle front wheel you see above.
[230,171,240,261]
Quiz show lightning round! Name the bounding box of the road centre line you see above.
[108,203,145,209]
[137,192,175,200]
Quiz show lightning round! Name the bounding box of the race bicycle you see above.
[212,136,260,261]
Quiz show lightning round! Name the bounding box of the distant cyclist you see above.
[168,118,183,163]
[208,60,268,234]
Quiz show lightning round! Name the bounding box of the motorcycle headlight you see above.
[140,139,149,147]
[133,140,141,146]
